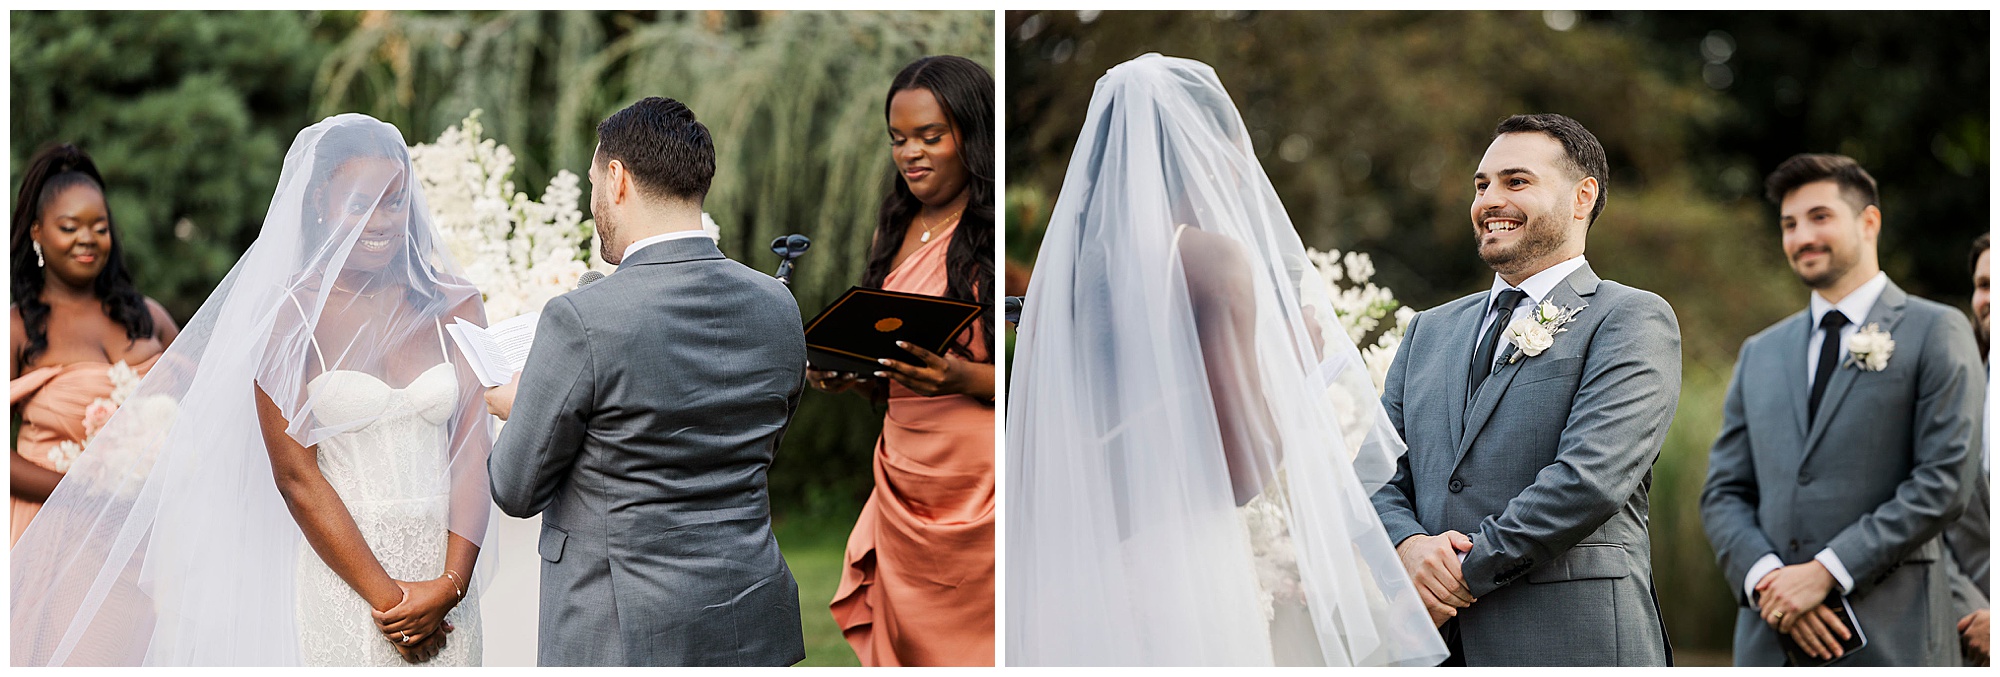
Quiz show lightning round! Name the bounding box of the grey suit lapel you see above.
[1804,282,1910,457]
[1443,298,1483,454]
[1457,264,1602,461]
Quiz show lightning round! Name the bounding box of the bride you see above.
[12,114,493,666]
[1005,54,1448,667]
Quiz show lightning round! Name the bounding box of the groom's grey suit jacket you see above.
[1372,264,1681,666]
[1700,280,1982,666]
[490,237,808,667]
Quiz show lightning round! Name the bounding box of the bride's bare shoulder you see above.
[1174,226,1252,296]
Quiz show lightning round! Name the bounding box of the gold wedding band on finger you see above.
[1773,610,1787,622]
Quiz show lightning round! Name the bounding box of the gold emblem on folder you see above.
[874,317,904,332]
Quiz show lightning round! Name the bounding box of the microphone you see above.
[575,270,605,290]
[770,234,811,286]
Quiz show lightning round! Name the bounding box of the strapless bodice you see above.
[293,361,480,666]
[304,362,457,505]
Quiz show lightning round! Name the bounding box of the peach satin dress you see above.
[10,354,160,546]
[830,222,996,666]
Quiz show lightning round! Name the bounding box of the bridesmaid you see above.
[814,55,996,666]
[10,143,178,546]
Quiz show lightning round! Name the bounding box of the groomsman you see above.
[1372,113,1681,666]
[1700,155,1983,666]
[1945,234,1990,665]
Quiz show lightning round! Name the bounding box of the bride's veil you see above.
[1005,54,1447,667]
[12,114,495,666]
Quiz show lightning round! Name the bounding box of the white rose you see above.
[1535,301,1560,324]
[1865,351,1891,371]
[1506,317,1556,357]
[1844,331,1882,356]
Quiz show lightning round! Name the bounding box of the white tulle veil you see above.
[1005,54,1447,667]
[11,113,495,666]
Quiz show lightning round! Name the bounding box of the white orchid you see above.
[410,111,598,324]
[1305,248,1409,394]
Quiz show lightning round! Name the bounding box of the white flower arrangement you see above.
[1844,323,1895,372]
[1503,301,1584,364]
[47,360,150,474]
[410,111,601,323]
[1305,247,1411,395]
[79,392,179,500]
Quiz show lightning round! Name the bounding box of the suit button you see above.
[1788,539,1800,552]
[1449,479,1464,493]
[1799,472,1813,485]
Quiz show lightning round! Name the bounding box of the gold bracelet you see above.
[441,569,465,599]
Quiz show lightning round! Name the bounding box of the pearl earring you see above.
[33,241,44,267]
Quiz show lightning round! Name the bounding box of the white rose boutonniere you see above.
[1843,323,1894,372]
[1504,300,1585,364]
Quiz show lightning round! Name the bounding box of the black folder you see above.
[803,286,984,374]
[1777,592,1867,666]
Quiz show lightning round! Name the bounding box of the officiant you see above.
[813,55,996,667]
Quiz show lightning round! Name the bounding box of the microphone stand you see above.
[771,234,811,287]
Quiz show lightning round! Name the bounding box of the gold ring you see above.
[1773,610,1786,621]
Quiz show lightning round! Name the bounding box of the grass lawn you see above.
[776,511,864,667]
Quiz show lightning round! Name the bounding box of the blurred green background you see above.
[12,10,991,666]
[1005,10,1987,665]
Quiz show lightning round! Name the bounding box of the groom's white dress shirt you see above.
[1477,255,1592,340]
[621,229,717,268]
[1741,271,1890,600]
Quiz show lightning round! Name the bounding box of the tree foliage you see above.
[11,10,333,321]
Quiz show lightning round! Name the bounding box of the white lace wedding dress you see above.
[1235,381,1392,666]
[293,361,482,667]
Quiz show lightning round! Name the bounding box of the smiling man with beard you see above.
[1701,154,1983,666]
[1371,113,1682,666]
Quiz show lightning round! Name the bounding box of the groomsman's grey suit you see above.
[1373,258,1681,666]
[1701,276,1983,666]
[1944,431,1989,663]
[490,236,808,666]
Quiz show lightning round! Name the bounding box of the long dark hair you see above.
[10,143,154,367]
[860,55,995,361]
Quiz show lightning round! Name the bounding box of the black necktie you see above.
[1471,288,1529,398]
[1808,310,1851,422]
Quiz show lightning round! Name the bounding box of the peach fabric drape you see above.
[830,223,996,666]
[11,354,160,546]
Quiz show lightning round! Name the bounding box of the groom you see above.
[484,97,808,666]
[1699,154,1981,666]
[1371,114,1681,666]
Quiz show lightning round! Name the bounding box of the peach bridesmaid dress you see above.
[830,222,996,666]
[10,354,160,546]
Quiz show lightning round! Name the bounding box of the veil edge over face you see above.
[12,113,496,667]
[1005,54,1447,667]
